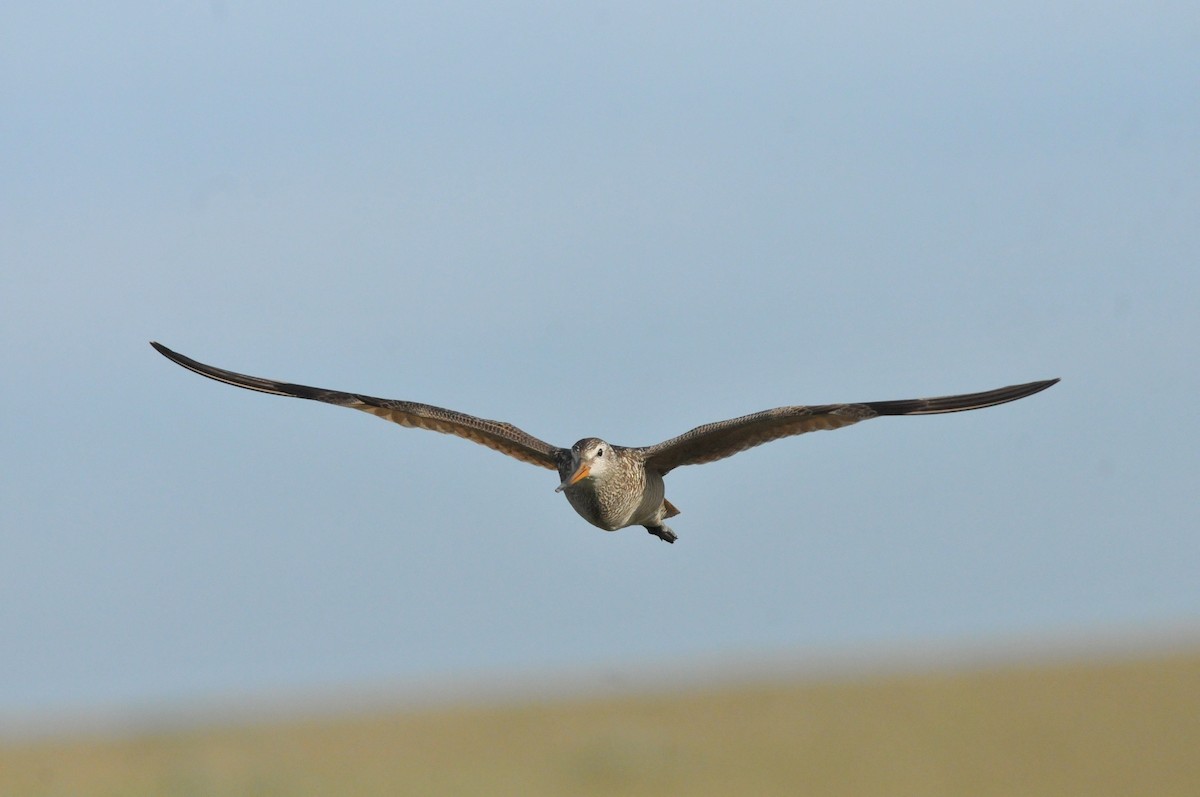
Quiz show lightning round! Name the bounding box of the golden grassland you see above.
[3,649,1198,797]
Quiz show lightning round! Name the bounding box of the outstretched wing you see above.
[639,378,1059,475]
[150,342,564,469]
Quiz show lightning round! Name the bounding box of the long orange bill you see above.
[554,464,590,492]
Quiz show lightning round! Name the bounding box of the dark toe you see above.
[645,526,678,544]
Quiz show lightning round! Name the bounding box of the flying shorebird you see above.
[151,342,1058,544]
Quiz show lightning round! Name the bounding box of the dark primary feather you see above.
[861,379,1060,416]
[640,378,1059,474]
[149,342,563,469]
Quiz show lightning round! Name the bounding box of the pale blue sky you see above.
[2,2,1197,726]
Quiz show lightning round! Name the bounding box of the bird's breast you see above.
[561,463,664,531]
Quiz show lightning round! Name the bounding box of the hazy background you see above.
[2,2,1197,729]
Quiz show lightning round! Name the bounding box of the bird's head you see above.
[555,438,613,492]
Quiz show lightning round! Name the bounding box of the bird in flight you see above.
[151,342,1057,544]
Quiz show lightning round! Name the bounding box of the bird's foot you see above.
[645,525,677,544]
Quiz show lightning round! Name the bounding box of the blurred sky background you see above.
[2,2,1197,730]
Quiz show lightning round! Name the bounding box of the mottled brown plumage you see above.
[151,342,1058,544]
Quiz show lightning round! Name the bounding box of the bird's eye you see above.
[597,448,604,457]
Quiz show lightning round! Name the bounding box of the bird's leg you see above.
[644,524,678,544]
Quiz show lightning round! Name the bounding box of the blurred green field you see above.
[3,648,1198,797]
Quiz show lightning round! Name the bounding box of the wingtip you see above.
[1013,377,1060,400]
[1003,377,1060,405]
[150,341,187,367]
[149,341,179,360]
[1013,377,1060,396]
